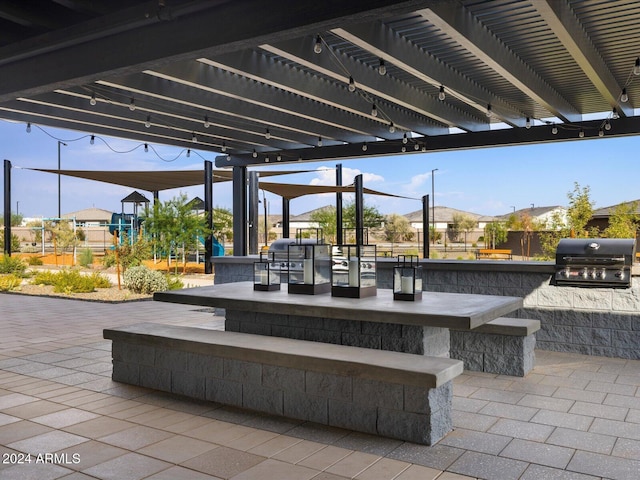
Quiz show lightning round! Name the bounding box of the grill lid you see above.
[555,238,636,259]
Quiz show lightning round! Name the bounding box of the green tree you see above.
[0,213,23,227]
[484,221,508,249]
[604,201,640,238]
[384,213,414,242]
[213,207,233,243]
[566,182,594,238]
[144,194,212,273]
[451,213,476,243]
[309,206,337,243]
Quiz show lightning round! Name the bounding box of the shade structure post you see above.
[282,197,290,238]
[248,171,259,254]
[336,163,343,244]
[422,194,429,260]
[232,166,247,256]
[204,160,213,273]
[3,160,11,255]
[354,174,364,246]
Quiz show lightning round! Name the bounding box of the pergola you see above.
[3,0,640,257]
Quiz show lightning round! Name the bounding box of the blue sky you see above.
[1,118,637,219]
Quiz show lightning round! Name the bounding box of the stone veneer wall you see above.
[213,257,640,360]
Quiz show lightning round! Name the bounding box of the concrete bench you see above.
[450,317,540,377]
[104,323,463,445]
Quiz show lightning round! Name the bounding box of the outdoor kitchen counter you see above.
[154,282,523,331]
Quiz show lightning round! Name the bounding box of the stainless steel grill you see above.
[553,239,636,288]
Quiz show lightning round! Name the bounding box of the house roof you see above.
[290,206,335,222]
[404,206,492,223]
[496,205,564,221]
[61,208,113,222]
[592,200,640,218]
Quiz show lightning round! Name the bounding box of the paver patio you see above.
[0,292,639,479]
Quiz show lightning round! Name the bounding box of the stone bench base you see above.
[104,323,463,445]
[450,318,540,376]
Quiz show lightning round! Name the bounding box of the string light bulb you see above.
[90,135,95,145]
[604,120,612,131]
[612,107,620,119]
[26,122,31,133]
[129,98,136,111]
[252,149,258,158]
[276,154,282,161]
[362,142,368,151]
[348,76,356,92]
[221,142,227,152]
[486,104,493,118]
[551,125,558,135]
[401,146,406,152]
[144,143,148,152]
[265,128,271,140]
[378,58,386,75]
[621,88,629,103]
[314,35,322,54]
[525,117,531,129]
[317,136,322,147]
[145,115,151,128]
[579,129,585,138]
[438,86,445,101]
[402,133,408,144]
[634,57,640,75]
[371,104,378,117]
[90,93,97,106]
[187,149,191,157]
[598,128,604,137]
[204,115,210,128]
[414,143,420,151]
[388,122,395,133]
[191,132,197,143]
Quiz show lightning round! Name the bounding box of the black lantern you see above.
[331,244,377,298]
[254,252,280,291]
[287,229,331,295]
[393,255,422,301]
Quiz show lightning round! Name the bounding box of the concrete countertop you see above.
[154,282,523,330]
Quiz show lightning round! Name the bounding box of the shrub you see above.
[27,256,43,266]
[123,266,169,294]
[0,254,26,275]
[79,248,94,267]
[0,274,22,291]
[102,251,117,268]
[166,275,184,291]
[31,269,111,293]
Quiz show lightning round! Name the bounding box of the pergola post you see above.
[3,160,11,255]
[422,194,430,260]
[248,171,259,254]
[232,165,247,256]
[282,197,290,238]
[355,174,363,246]
[204,160,213,273]
[336,163,343,244]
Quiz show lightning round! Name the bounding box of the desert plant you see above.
[0,274,22,291]
[31,269,110,293]
[166,275,184,290]
[79,248,94,267]
[27,256,43,266]
[0,254,26,275]
[123,266,169,294]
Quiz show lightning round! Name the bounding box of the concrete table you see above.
[155,282,523,357]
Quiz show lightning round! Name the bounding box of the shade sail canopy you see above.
[258,181,417,200]
[26,168,313,192]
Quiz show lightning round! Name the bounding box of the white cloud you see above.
[309,166,384,186]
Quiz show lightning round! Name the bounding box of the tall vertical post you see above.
[336,163,343,244]
[355,174,364,246]
[248,171,259,254]
[232,165,247,256]
[431,168,438,245]
[422,195,430,259]
[57,141,66,218]
[282,197,290,238]
[153,191,159,204]
[3,160,11,255]
[204,160,213,273]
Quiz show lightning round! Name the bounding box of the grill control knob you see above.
[616,270,625,280]
[562,268,571,278]
[599,268,606,279]
[589,269,597,279]
[581,268,588,279]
